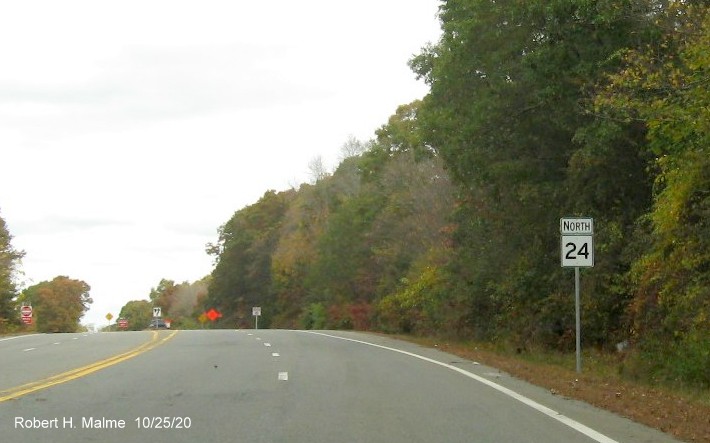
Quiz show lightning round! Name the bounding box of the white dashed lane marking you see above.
[0,336,32,342]
[248,333,287,381]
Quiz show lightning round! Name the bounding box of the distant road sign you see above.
[106,313,113,322]
[206,308,222,322]
[21,306,33,325]
[153,307,162,318]
[117,319,128,329]
[252,307,261,317]
[20,306,32,318]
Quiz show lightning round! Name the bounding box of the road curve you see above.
[0,330,680,443]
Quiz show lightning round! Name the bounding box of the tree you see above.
[411,0,657,345]
[338,135,369,162]
[307,155,329,184]
[206,190,291,327]
[118,300,152,331]
[170,279,209,325]
[596,2,710,385]
[20,276,92,333]
[368,151,454,297]
[271,184,328,327]
[374,101,432,159]
[0,210,24,331]
[149,278,177,314]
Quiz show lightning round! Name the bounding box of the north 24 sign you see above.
[560,217,594,268]
[561,235,594,267]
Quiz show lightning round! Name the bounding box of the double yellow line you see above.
[0,330,178,403]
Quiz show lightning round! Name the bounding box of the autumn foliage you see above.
[20,276,92,333]
[204,1,710,389]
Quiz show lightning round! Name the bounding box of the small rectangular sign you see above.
[561,235,594,267]
[252,307,261,317]
[20,306,33,318]
[560,217,594,235]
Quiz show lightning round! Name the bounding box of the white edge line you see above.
[303,331,618,443]
[0,334,37,342]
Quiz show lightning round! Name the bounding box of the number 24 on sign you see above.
[561,235,594,267]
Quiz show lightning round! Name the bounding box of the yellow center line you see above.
[0,330,179,402]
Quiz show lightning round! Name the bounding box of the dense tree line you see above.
[0,211,24,332]
[410,0,710,386]
[115,278,209,330]
[2,214,107,334]
[204,122,455,329]
[204,1,709,387]
[19,276,92,333]
[1,211,93,333]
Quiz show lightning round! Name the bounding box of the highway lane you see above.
[0,331,157,391]
[0,329,681,443]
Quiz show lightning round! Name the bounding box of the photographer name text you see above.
[14,416,192,430]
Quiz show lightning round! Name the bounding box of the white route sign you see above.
[560,217,594,268]
[153,307,162,318]
[252,307,261,317]
[561,235,594,267]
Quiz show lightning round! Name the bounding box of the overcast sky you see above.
[0,0,442,328]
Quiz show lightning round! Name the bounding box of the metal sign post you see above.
[252,307,261,329]
[575,266,581,373]
[560,217,594,373]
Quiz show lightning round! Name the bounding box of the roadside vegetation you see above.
[202,0,710,394]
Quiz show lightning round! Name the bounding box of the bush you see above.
[377,266,446,335]
[623,331,710,389]
[300,303,327,330]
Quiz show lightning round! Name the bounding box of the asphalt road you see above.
[0,330,681,443]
